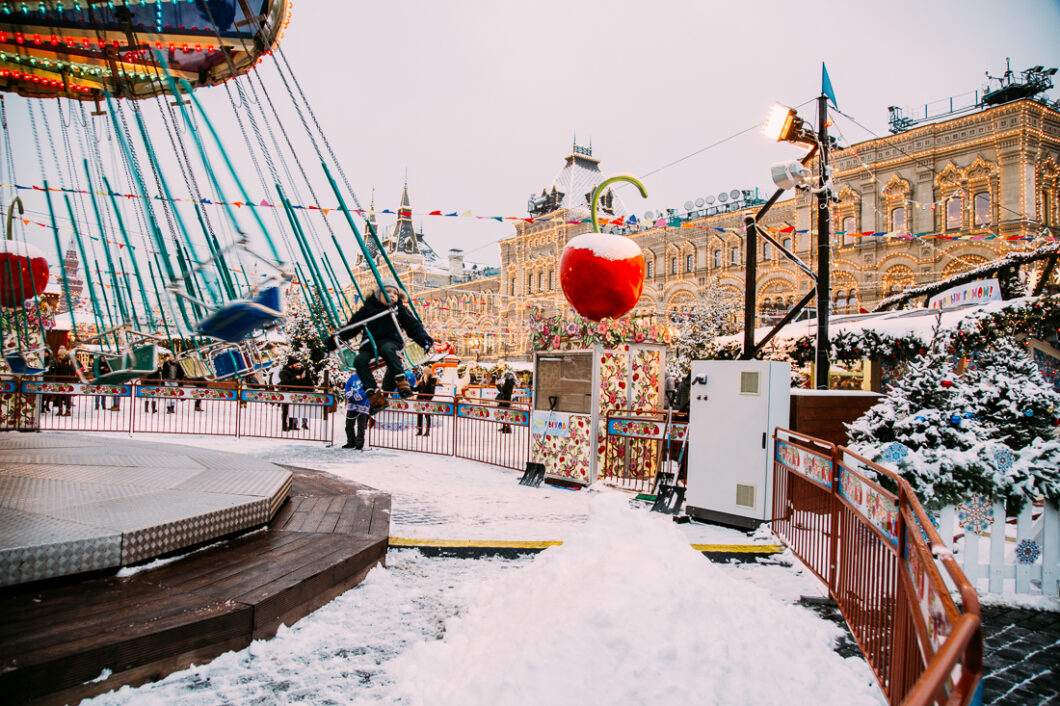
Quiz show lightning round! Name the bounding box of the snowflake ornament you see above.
[957,494,994,535]
[881,441,910,464]
[1015,539,1041,565]
[992,446,1015,474]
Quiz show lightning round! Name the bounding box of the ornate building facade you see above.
[352,99,1060,362]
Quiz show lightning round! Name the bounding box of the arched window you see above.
[841,216,855,245]
[782,237,792,253]
[537,272,544,291]
[833,289,845,313]
[646,259,654,278]
[891,207,906,234]
[946,196,963,231]
[973,192,991,227]
[730,247,739,265]
[548,270,555,290]
[671,257,678,275]
[686,253,694,273]
[713,250,722,268]
[527,273,533,293]
[763,242,772,260]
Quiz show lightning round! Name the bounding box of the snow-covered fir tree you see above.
[956,337,1060,509]
[668,281,739,378]
[846,346,991,507]
[848,336,1060,510]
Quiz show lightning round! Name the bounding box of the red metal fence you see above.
[771,427,982,706]
[3,376,335,444]
[601,409,687,493]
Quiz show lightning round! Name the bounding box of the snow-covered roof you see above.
[719,297,1033,346]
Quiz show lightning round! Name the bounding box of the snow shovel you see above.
[651,433,687,514]
[520,395,557,487]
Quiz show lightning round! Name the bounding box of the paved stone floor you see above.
[980,606,1060,706]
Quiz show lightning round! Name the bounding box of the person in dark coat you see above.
[47,346,76,416]
[160,354,184,413]
[326,280,433,414]
[496,371,515,434]
[414,367,437,436]
[278,357,313,431]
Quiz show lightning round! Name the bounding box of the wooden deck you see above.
[0,465,390,705]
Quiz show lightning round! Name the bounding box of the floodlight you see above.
[770,160,814,190]
[763,103,815,146]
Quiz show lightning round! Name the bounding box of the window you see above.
[946,196,963,231]
[841,216,855,246]
[538,272,544,291]
[713,250,722,268]
[548,270,555,290]
[833,290,845,313]
[782,237,792,253]
[763,242,772,260]
[509,277,515,296]
[970,192,990,227]
[731,247,739,265]
[891,207,906,234]
[671,257,678,275]
[686,253,694,273]
[527,274,533,293]
[646,259,654,278]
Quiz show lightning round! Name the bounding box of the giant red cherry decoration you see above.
[0,198,50,307]
[559,174,647,321]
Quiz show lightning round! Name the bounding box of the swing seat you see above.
[212,348,254,381]
[196,287,284,342]
[91,345,159,385]
[4,352,46,376]
[179,355,213,379]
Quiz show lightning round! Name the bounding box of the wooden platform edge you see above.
[1,467,391,706]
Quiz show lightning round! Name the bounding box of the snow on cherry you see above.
[560,174,647,321]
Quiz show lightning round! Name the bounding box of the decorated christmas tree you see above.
[848,336,1060,510]
[668,281,739,378]
[283,292,344,392]
[846,346,991,507]
[957,337,1060,509]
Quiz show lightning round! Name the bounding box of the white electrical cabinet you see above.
[684,360,791,529]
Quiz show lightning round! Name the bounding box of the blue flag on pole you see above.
[822,62,838,109]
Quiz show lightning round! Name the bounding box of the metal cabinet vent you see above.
[740,371,760,394]
[735,484,756,508]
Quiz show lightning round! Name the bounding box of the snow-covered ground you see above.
[84,434,884,705]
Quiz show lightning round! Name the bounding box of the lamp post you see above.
[814,93,831,390]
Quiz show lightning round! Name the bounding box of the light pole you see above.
[814,93,832,390]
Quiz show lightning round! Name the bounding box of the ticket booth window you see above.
[535,352,592,413]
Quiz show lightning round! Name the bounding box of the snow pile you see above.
[391,493,881,706]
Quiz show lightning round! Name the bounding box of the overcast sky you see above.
[266,0,1060,266]
[6,0,1060,272]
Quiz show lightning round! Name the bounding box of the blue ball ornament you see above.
[915,416,926,423]
[950,414,962,425]
[1024,409,1034,417]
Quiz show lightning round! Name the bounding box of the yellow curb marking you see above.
[390,537,782,553]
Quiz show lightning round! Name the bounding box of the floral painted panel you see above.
[630,348,661,411]
[0,380,36,429]
[533,413,593,484]
[599,347,630,481]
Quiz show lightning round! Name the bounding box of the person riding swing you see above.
[326,280,433,414]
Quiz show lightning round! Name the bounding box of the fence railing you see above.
[602,409,687,493]
[2,376,336,444]
[772,428,982,706]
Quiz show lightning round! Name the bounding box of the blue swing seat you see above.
[212,348,254,381]
[196,286,284,343]
[5,352,46,376]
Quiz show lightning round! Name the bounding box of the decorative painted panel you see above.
[776,440,833,488]
[241,389,334,406]
[456,402,527,425]
[838,467,899,545]
[533,413,593,484]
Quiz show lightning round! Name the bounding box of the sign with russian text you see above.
[928,278,1001,309]
[532,410,570,438]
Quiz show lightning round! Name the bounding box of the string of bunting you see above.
[4,181,1055,242]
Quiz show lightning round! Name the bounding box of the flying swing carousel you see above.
[0,0,437,400]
